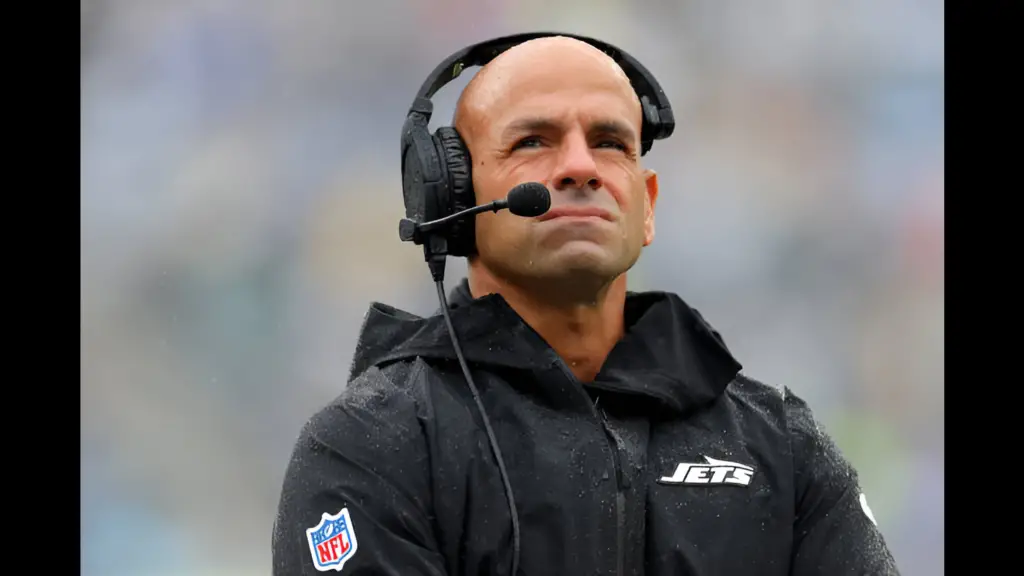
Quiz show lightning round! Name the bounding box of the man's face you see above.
[458,39,659,291]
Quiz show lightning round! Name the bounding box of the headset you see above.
[397,32,676,575]
[400,31,675,262]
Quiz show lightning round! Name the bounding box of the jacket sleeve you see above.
[272,364,448,575]
[785,387,901,576]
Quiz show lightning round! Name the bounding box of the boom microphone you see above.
[505,181,552,217]
[399,182,551,243]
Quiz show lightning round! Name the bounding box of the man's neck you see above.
[468,269,627,382]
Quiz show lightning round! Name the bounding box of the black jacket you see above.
[272,280,900,575]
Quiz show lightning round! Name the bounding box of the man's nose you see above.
[551,133,602,192]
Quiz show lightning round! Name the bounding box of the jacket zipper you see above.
[600,409,627,576]
[552,358,626,576]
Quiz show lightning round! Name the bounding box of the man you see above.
[272,35,900,575]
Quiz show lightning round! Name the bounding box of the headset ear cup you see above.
[434,126,476,257]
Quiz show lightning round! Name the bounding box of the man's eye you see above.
[596,140,627,151]
[511,136,543,150]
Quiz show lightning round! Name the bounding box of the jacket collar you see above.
[349,279,742,415]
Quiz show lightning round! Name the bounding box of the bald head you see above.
[453,36,641,142]
[449,35,659,304]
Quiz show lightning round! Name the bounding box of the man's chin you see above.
[528,246,630,290]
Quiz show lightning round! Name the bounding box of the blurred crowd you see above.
[81,0,943,574]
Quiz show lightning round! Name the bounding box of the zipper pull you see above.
[599,408,631,490]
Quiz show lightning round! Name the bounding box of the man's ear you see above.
[642,169,659,247]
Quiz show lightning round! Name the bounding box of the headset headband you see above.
[407,32,675,154]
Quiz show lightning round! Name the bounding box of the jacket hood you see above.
[348,279,742,414]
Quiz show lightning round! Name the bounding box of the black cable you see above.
[435,280,521,575]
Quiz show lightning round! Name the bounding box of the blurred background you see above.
[80,0,943,574]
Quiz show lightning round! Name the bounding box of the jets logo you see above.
[657,455,755,486]
[859,493,878,526]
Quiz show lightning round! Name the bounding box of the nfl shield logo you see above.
[306,508,359,572]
